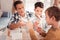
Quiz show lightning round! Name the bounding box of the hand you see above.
[9,20,25,30]
[36,27,45,34]
[33,20,39,27]
[26,21,33,29]
[18,20,26,27]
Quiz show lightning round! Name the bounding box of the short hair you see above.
[45,6,60,21]
[34,2,44,8]
[13,1,23,9]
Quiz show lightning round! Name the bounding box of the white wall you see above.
[0,0,1,9]
[0,0,54,12]
[25,0,37,12]
[1,0,13,12]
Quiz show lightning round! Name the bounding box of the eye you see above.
[40,10,42,12]
[59,1,60,4]
[19,8,21,9]
[36,10,39,12]
[22,7,24,8]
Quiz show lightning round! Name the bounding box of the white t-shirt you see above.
[28,13,51,33]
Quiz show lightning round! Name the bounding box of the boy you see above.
[33,2,49,37]
[44,6,60,40]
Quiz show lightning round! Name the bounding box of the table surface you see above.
[6,28,31,40]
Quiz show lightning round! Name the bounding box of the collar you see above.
[34,14,42,20]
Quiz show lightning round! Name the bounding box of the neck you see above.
[19,13,25,17]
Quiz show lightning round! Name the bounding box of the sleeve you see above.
[9,14,15,24]
[9,13,19,24]
[7,14,15,28]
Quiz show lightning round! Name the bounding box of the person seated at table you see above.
[32,2,49,37]
[44,6,60,40]
[7,0,35,37]
[26,6,60,40]
[7,1,28,37]
[8,0,28,30]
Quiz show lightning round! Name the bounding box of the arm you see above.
[33,21,46,37]
[9,20,25,30]
[29,28,38,40]
[26,21,38,40]
[8,23,19,30]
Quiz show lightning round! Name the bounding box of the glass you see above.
[10,28,22,40]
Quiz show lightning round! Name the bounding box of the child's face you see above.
[16,3,25,16]
[34,7,43,16]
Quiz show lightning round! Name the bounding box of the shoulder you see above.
[28,13,34,17]
[13,12,18,16]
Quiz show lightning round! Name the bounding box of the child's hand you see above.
[36,27,45,35]
[26,21,33,29]
[33,20,40,28]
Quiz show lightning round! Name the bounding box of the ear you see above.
[51,16,56,21]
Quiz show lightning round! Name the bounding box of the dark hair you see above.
[34,2,44,8]
[45,6,60,21]
[13,1,23,9]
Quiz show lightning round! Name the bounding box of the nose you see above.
[21,8,24,11]
[39,12,42,15]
